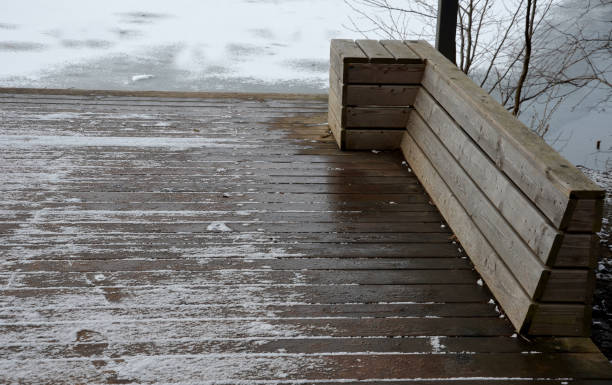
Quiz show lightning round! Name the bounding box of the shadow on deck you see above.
[0,89,611,383]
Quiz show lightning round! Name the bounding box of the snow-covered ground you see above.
[0,0,362,93]
[1,0,609,170]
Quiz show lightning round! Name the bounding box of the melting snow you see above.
[429,336,446,354]
[206,221,233,232]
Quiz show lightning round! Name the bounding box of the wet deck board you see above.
[1,89,611,384]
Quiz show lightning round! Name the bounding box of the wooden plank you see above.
[356,40,396,63]
[7,270,479,288]
[380,40,422,63]
[0,285,491,307]
[406,40,605,228]
[345,130,403,150]
[554,233,598,268]
[330,40,368,64]
[345,62,424,84]
[330,39,367,82]
[0,222,453,236]
[0,336,600,358]
[346,85,418,106]
[1,353,611,383]
[0,304,497,324]
[0,87,329,101]
[406,112,546,299]
[414,88,562,266]
[529,304,590,336]
[540,270,592,302]
[330,66,419,106]
[566,199,604,232]
[345,106,411,128]
[4,257,472,273]
[399,132,534,333]
[327,96,344,148]
[3,89,612,381]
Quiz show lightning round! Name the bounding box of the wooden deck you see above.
[1,89,611,384]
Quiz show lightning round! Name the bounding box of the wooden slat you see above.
[330,39,367,81]
[406,40,604,228]
[380,40,422,63]
[345,85,418,106]
[327,76,344,148]
[2,89,611,382]
[405,111,546,299]
[529,304,590,336]
[554,233,598,268]
[355,40,396,63]
[344,129,403,150]
[413,88,562,266]
[1,336,601,358]
[399,131,534,332]
[345,106,411,128]
[540,270,592,302]
[566,199,604,232]
[330,67,418,106]
[345,62,424,84]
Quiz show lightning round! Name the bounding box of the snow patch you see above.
[429,336,446,354]
[206,222,233,232]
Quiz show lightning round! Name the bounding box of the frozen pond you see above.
[0,0,359,94]
[1,0,609,170]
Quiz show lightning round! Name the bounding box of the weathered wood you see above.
[330,39,367,82]
[380,40,422,63]
[355,40,396,63]
[566,199,604,232]
[405,111,546,299]
[345,62,424,84]
[0,336,600,358]
[330,69,418,105]
[400,131,534,332]
[554,233,598,268]
[344,129,404,150]
[540,270,592,302]
[406,40,604,228]
[329,72,414,129]
[413,88,562,266]
[529,304,590,336]
[2,89,611,382]
[346,106,411,128]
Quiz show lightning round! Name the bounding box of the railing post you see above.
[435,0,458,64]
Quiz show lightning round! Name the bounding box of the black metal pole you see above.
[435,0,459,64]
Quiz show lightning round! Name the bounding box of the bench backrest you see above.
[329,39,604,336]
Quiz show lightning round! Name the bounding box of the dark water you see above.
[593,242,612,360]
[582,167,612,360]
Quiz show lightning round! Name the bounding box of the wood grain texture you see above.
[405,111,547,299]
[1,89,610,383]
[380,40,422,63]
[529,304,591,336]
[566,199,604,233]
[344,129,404,150]
[345,62,424,84]
[406,40,604,228]
[413,88,562,266]
[345,106,412,128]
[356,40,395,63]
[554,233,598,268]
[330,69,419,106]
[399,131,534,333]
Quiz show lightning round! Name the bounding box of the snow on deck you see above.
[0,89,611,384]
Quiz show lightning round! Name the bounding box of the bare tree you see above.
[344,0,612,133]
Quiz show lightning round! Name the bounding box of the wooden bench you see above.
[329,39,605,336]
